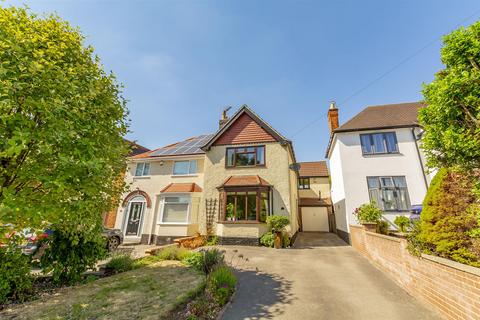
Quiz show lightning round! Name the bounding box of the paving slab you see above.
[221,232,443,320]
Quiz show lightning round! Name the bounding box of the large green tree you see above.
[0,6,129,239]
[420,21,480,170]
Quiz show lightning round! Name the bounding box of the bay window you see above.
[367,176,411,211]
[220,188,270,222]
[160,196,190,223]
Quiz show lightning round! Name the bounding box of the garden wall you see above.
[350,225,480,320]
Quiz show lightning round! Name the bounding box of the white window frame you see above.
[134,162,150,176]
[158,194,191,225]
[123,196,146,237]
[172,160,197,176]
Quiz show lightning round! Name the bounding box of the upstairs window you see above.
[135,162,150,176]
[360,132,398,155]
[173,160,197,175]
[367,176,411,211]
[226,146,265,167]
[298,178,310,189]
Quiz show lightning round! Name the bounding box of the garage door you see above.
[302,207,329,232]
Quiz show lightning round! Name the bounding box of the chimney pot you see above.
[328,101,339,133]
[219,106,231,128]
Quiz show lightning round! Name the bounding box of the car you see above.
[103,228,123,251]
[409,205,423,221]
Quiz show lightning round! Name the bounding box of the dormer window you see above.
[226,146,265,167]
[360,132,398,155]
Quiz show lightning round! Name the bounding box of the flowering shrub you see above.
[354,202,383,224]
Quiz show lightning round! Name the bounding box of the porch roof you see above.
[299,197,332,207]
[160,183,203,193]
[219,175,271,188]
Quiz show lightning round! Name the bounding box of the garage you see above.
[301,207,330,232]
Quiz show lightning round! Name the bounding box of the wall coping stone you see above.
[421,253,480,277]
[365,231,403,243]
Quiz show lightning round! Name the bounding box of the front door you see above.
[125,202,144,237]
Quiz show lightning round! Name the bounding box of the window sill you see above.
[217,221,266,225]
[157,222,190,226]
[362,152,402,157]
[133,176,151,179]
[171,174,198,178]
[225,165,266,169]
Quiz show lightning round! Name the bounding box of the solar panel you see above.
[148,134,214,157]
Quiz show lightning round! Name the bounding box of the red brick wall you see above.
[350,225,480,320]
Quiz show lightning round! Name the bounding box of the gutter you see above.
[411,128,429,191]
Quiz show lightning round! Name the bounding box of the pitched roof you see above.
[299,197,332,207]
[219,175,271,188]
[124,139,150,157]
[298,161,329,177]
[334,102,424,133]
[202,105,290,150]
[160,183,203,193]
[131,134,214,159]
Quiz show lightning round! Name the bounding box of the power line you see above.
[290,8,480,138]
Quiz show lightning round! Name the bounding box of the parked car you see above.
[19,227,123,256]
[409,205,423,221]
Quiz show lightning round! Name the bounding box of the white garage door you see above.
[302,207,329,232]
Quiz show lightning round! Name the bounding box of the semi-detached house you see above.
[113,105,333,245]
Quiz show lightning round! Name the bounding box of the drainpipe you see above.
[148,194,161,245]
[411,128,429,192]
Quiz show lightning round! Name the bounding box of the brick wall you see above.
[350,225,480,320]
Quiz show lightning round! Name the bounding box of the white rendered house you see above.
[326,102,434,243]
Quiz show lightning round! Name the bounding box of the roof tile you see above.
[298,161,329,177]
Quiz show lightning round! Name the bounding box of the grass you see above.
[0,261,204,320]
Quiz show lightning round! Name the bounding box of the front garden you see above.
[0,244,238,320]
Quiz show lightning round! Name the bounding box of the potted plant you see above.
[354,202,382,232]
[394,216,410,234]
[266,216,290,249]
[225,203,234,221]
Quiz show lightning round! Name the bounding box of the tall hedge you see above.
[416,168,480,267]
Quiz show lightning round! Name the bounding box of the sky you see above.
[5,0,480,161]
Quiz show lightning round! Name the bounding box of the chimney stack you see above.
[328,101,339,133]
[219,106,232,128]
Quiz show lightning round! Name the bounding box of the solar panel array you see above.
[149,134,214,157]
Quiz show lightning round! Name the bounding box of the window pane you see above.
[396,188,411,210]
[256,146,265,165]
[143,163,150,175]
[260,192,268,222]
[385,133,398,153]
[173,161,190,175]
[382,189,397,210]
[372,134,386,153]
[236,194,246,220]
[380,177,394,187]
[164,197,189,203]
[360,135,373,154]
[135,163,144,176]
[368,189,382,208]
[236,153,256,166]
[247,193,257,220]
[189,160,197,174]
[226,194,235,220]
[246,147,255,152]
[162,203,188,223]
[367,177,380,188]
[392,176,407,188]
[226,149,235,166]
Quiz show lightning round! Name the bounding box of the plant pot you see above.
[362,222,377,233]
[274,231,282,249]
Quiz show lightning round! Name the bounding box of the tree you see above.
[420,21,480,171]
[0,6,129,240]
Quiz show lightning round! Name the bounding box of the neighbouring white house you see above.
[325,101,435,243]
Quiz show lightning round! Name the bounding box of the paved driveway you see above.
[221,232,441,320]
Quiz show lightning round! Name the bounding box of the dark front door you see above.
[125,202,144,236]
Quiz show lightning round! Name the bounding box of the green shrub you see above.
[376,220,390,235]
[184,249,224,274]
[260,232,274,247]
[206,236,218,246]
[0,245,33,303]
[207,266,237,305]
[354,202,382,223]
[40,223,107,285]
[394,216,411,233]
[266,215,289,231]
[411,168,480,267]
[282,233,291,248]
[105,254,135,274]
[156,246,189,261]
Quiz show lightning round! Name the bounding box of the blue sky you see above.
[5,0,480,161]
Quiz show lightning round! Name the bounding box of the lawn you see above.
[0,261,204,320]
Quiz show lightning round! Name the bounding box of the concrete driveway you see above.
[221,232,441,320]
